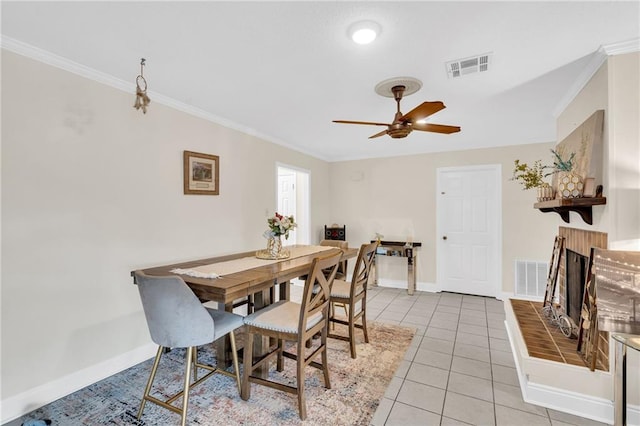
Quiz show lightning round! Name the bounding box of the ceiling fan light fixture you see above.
[348,20,381,45]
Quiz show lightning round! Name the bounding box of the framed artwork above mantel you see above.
[183,150,219,195]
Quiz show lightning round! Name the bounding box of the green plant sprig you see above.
[511,159,548,190]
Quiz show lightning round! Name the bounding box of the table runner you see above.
[170,245,333,279]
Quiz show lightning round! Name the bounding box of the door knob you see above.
[442,236,448,240]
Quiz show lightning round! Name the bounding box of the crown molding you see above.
[1,36,133,93]
[553,37,640,118]
[0,36,330,161]
[601,37,640,56]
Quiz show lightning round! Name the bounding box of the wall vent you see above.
[446,53,492,78]
[514,260,548,299]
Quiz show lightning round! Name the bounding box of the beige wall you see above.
[1,51,333,399]
[327,143,558,294]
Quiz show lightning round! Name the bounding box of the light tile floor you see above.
[358,286,608,426]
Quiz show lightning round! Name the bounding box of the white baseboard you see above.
[0,343,156,424]
[522,377,639,425]
[373,279,439,293]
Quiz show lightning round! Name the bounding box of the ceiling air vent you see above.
[446,53,492,78]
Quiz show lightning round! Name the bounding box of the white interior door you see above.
[277,165,310,245]
[436,165,502,297]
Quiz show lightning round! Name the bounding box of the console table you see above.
[370,240,421,295]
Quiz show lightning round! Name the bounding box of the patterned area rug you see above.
[16,322,415,425]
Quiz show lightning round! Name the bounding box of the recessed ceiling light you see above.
[348,20,381,45]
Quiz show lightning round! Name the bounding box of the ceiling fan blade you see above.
[400,101,446,123]
[333,120,391,126]
[369,129,389,139]
[412,122,461,134]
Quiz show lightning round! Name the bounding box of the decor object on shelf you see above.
[133,58,150,114]
[511,159,547,190]
[548,149,584,198]
[537,183,555,201]
[510,159,554,201]
[258,212,296,259]
[183,151,219,195]
[557,172,584,198]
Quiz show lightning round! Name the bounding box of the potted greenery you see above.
[511,159,554,201]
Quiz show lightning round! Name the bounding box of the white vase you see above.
[557,172,584,198]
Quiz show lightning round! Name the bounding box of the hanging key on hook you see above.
[134,58,151,114]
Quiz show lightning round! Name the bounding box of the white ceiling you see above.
[2,1,639,161]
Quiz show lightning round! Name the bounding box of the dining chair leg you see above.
[297,341,307,420]
[349,309,357,359]
[321,330,331,389]
[276,338,285,371]
[137,345,163,420]
[361,309,370,344]
[329,302,335,330]
[229,330,241,394]
[181,347,194,426]
[193,347,199,381]
[241,331,254,401]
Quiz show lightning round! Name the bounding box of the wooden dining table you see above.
[133,245,357,308]
[131,244,358,368]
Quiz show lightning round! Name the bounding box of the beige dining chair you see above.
[298,239,348,282]
[320,239,349,279]
[240,251,342,420]
[327,241,378,359]
[133,271,244,426]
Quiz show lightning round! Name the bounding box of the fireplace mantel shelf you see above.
[534,197,606,225]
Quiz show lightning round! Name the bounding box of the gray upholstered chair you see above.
[133,271,243,426]
[327,241,378,358]
[240,251,342,420]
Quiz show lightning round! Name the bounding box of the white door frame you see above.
[276,163,310,245]
[436,164,502,297]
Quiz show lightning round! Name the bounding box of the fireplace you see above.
[564,249,588,329]
[556,226,609,371]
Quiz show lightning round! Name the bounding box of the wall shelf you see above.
[534,197,606,225]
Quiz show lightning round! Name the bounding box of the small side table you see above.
[612,333,640,426]
[370,240,421,295]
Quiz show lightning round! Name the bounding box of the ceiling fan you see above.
[333,82,461,139]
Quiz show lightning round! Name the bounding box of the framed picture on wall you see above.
[183,150,219,195]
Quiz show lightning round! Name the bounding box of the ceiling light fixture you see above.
[348,20,381,45]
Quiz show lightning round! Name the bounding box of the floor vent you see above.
[514,260,548,299]
[446,53,492,78]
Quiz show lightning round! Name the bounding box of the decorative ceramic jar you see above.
[536,183,555,202]
[557,172,584,198]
